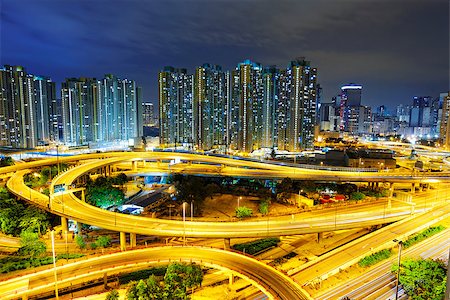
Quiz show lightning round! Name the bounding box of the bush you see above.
[359,249,392,267]
[96,236,111,248]
[235,206,253,218]
[119,266,167,284]
[259,200,270,215]
[403,225,445,249]
[232,237,280,255]
[75,235,86,250]
[350,192,365,201]
[105,289,119,300]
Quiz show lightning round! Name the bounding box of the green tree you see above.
[392,258,446,299]
[75,235,86,250]
[164,262,202,299]
[136,279,149,300]
[105,289,120,300]
[0,197,25,235]
[96,236,111,249]
[350,192,365,201]
[146,275,162,299]
[18,231,46,257]
[259,199,270,215]
[19,206,49,236]
[0,156,14,167]
[126,281,138,300]
[235,206,253,218]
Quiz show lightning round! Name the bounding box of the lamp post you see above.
[238,196,241,208]
[182,202,187,246]
[395,240,403,300]
[190,201,193,222]
[51,230,59,300]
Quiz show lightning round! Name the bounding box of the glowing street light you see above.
[182,202,187,246]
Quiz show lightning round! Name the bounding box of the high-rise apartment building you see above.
[143,102,156,126]
[339,84,362,133]
[159,58,318,153]
[159,67,193,147]
[439,92,450,148]
[230,60,263,152]
[193,64,229,150]
[0,65,56,148]
[61,75,140,146]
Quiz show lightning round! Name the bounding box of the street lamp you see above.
[182,202,187,246]
[51,230,59,300]
[190,201,193,222]
[238,196,241,208]
[394,240,403,300]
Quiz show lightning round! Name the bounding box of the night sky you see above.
[1,0,448,111]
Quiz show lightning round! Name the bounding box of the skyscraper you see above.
[143,102,156,126]
[61,75,140,146]
[439,92,450,148]
[339,84,369,135]
[0,65,56,148]
[193,64,229,150]
[159,58,318,153]
[158,67,193,147]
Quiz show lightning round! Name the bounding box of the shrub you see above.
[350,192,365,201]
[359,249,392,267]
[232,237,280,255]
[403,225,445,248]
[235,206,253,218]
[105,289,119,300]
[259,200,270,215]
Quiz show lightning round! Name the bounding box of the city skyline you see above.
[2,0,448,110]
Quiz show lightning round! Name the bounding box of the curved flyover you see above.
[0,246,311,300]
[7,157,416,238]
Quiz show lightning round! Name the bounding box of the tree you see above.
[350,192,365,201]
[136,279,149,299]
[19,206,49,236]
[259,199,270,215]
[96,236,111,249]
[164,262,203,299]
[392,258,446,300]
[18,231,46,257]
[75,235,86,250]
[146,275,162,299]
[105,289,120,300]
[126,281,138,300]
[0,156,14,167]
[0,197,25,236]
[235,206,253,218]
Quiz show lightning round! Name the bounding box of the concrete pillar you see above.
[389,183,394,198]
[120,232,126,251]
[375,182,379,188]
[132,161,137,171]
[103,272,108,289]
[317,232,324,243]
[130,232,137,248]
[108,165,112,176]
[76,222,82,236]
[411,183,415,193]
[224,238,231,250]
[228,273,234,286]
[81,189,85,202]
[21,295,28,300]
[61,216,68,232]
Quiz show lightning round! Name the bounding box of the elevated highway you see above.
[0,246,311,300]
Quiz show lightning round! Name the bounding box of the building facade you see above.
[0,65,56,148]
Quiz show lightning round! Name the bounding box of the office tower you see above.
[143,102,156,126]
[230,60,263,152]
[396,104,410,123]
[159,67,193,147]
[62,75,140,146]
[193,64,229,150]
[0,65,56,148]
[409,96,432,127]
[339,84,365,135]
[439,92,450,148]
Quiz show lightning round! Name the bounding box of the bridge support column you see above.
[389,183,394,198]
[103,272,108,289]
[76,221,82,236]
[21,295,28,300]
[375,182,379,188]
[317,232,324,243]
[120,232,126,251]
[411,183,415,193]
[81,189,85,202]
[130,233,137,248]
[132,161,137,171]
[224,238,231,250]
[61,216,68,233]
[228,273,234,286]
